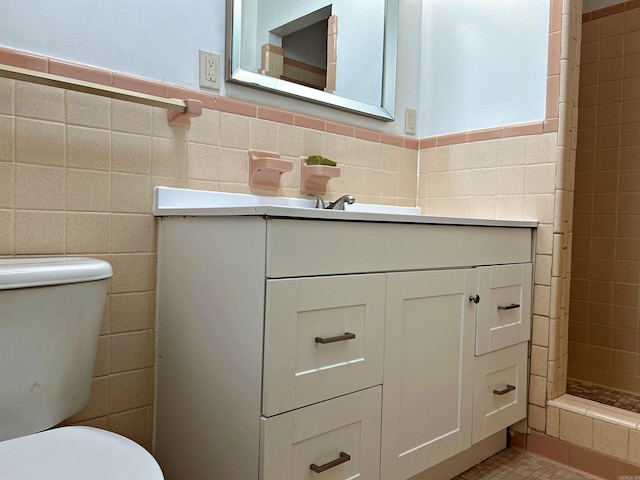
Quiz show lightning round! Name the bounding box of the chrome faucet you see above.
[306,193,356,210]
[326,194,356,210]
[306,192,326,209]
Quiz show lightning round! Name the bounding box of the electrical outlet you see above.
[405,108,417,135]
[199,50,220,90]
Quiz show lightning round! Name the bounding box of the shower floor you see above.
[567,378,640,413]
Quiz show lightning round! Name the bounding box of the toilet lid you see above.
[0,426,164,480]
[0,257,113,290]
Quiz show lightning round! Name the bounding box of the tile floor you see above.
[567,378,640,413]
[453,448,595,480]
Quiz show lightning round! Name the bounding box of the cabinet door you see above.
[473,342,528,444]
[475,263,532,355]
[260,386,382,480]
[381,269,476,480]
[263,274,385,416]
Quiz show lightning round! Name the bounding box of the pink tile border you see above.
[0,37,561,152]
[503,122,544,138]
[570,445,618,479]
[468,127,503,143]
[419,138,437,149]
[526,431,570,465]
[0,46,47,72]
[549,0,563,33]
[544,118,559,133]
[547,31,562,77]
[619,460,640,477]
[380,133,405,147]
[437,132,468,147]
[167,86,216,110]
[404,138,420,150]
[257,106,294,125]
[583,0,640,22]
[48,59,113,86]
[590,2,625,20]
[113,72,168,98]
[355,127,381,143]
[326,121,355,137]
[546,75,561,120]
[293,114,326,131]
[216,96,257,117]
[526,431,640,478]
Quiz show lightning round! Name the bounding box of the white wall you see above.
[1,0,225,93]
[419,0,550,137]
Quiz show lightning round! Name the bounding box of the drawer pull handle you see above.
[493,384,516,395]
[498,303,520,311]
[310,452,351,473]
[315,332,356,344]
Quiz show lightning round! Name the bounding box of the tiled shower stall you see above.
[570,3,640,394]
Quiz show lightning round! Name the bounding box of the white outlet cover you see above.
[405,108,417,135]
[199,49,220,90]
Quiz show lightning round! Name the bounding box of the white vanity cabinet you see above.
[153,202,534,480]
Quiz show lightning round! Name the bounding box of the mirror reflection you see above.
[226,0,397,120]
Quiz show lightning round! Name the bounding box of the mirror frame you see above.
[225,0,398,121]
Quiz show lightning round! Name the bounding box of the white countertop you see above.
[153,187,538,228]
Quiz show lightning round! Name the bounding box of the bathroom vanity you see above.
[152,188,536,480]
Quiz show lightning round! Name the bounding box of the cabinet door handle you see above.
[315,332,356,344]
[469,294,480,304]
[310,452,351,473]
[497,303,520,311]
[493,384,516,395]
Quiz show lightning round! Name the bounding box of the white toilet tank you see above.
[0,257,113,442]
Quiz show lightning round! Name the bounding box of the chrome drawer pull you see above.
[315,332,356,344]
[310,452,351,473]
[497,303,520,310]
[493,384,516,395]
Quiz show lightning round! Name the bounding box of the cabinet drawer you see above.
[260,386,382,480]
[266,219,533,278]
[263,274,385,417]
[472,342,528,444]
[475,264,532,355]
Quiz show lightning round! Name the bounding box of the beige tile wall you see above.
[570,5,640,393]
[0,78,417,448]
[418,0,583,436]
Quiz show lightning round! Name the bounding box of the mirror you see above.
[226,0,398,120]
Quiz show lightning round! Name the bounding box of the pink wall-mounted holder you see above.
[299,157,341,195]
[167,98,203,126]
[248,150,293,189]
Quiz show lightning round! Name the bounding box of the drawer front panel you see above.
[266,219,532,278]
[475,263,532,355]
[263,274,385,416]
[472,342,528,444]
[260,386,382,480]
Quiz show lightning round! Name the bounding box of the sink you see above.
[153,187,421,216]
[153,187,537,228]
[344,203,419,215]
